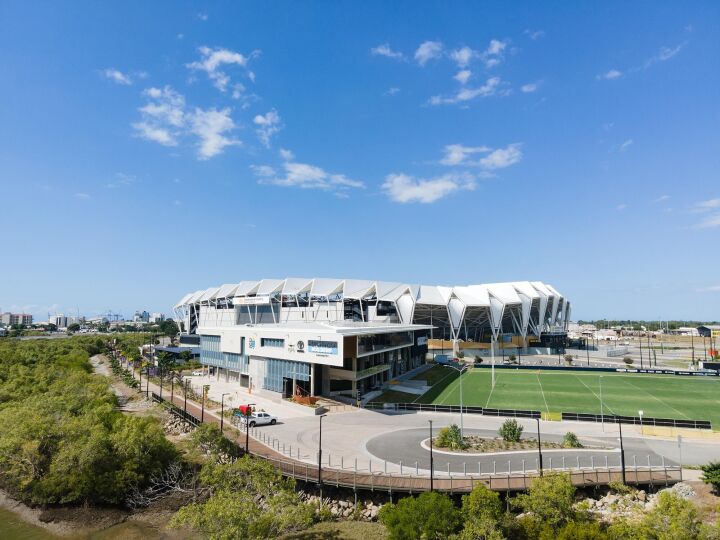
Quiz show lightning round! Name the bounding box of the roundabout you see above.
[365,427,668,475]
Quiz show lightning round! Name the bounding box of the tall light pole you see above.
[220,393,231,432]
[638,410,644,436]
[245,403,256,455]
[617,419,626,485]
[599,376,605,432]
[444,363,467,437]
[318,414,327,499]
[536,417,544,476]
[184,379,189,419]
[428,419,434,491]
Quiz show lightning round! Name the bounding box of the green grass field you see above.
[406,366,720,426]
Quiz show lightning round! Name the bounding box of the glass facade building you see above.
[262,358,310,393]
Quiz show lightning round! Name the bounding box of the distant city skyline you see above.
[1,2,718,321]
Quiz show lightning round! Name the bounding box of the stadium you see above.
[173,278,570,400]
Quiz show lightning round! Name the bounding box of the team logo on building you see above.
[296,340,305,352]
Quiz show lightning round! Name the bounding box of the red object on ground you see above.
[239,404,253,416]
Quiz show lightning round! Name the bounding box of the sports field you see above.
[411,366,720,427]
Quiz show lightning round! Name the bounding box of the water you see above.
[0,507,56,540]
[0,507,196,540]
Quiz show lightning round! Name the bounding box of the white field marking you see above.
[573,374,618,416]
[411,367,457,404]
[536,373,550,414]
[484,372,499,408]
[619,378,691,420]
[437,368,471,405]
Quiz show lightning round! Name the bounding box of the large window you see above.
[261,337,285,348]
[262,358,310,393]
[357,331,412,355]
[200,335,223,366]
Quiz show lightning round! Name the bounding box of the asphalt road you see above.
[365,427,685,474]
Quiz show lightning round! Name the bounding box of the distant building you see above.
[133,310,150,323]
[149,312,165,323]
[52,314,68,328]
[1,312,33,326]
[669,327,700,337]
[698,325,720,338]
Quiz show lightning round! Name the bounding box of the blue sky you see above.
[0,1,718,321]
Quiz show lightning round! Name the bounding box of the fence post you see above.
[576,456,580,469]
[341,456,344,470]
[522,459,525,474]
[549,457,552,471]
[463,462,467,476]
[562,456,566,469]
[400,461,403,475]
[384,461,387,474]
[493,461,496,475]
[591,456,595,469]
[416,461,419,475]
[605,455,608,469]
[448,462,450,476]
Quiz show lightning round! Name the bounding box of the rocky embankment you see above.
[581,482,696,522]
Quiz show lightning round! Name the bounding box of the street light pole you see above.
[600,376,605,432]
[638,410,644,436]
[220,393,230,433]
[245,403,256,455]
[617,419,626,485]
[429,420,434,491]
[318,414,327,499]
[536,417,544,476]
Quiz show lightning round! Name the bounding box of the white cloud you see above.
[382,172,475,204]
[450,46,475,68]
[107,172,136,189]
[189,107,240,160]
[253,109,283,148]
[414,41,443,66]
[481,39,507,68]
[693,198,720,213]
[429,76,502,105]
[597,69,622,80]
[103,68,132,85]
[253,154,364,194]
[521,82,539,93]
[616,203,628,211]
[454,70,471,85]
[197,12,208,21]
[74,192,90,199]
[524,29,544,40]
[698,285,720,292]
[619,139,634,152]
[385,87,401,96]
[133,86,240,159]
[694,214,720,229]
[132,86,185,146]
[644,43,686,69]
[478,143,523,169]
[187,46,256,92]
[440,144,490,166]
[371,44,404,60]
[652,195,670,203]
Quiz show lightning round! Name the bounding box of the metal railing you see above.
[561,412,711,430]
[149,378,681,494]
[365,402,541,419]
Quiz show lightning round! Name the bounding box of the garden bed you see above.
[432,435,569,453]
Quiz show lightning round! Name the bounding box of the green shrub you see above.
[607,479,634,495]
[435,424,467,450]
[498,419,523,442]
[512,473,576,531]
[379,491,461,540]
[562,432,583,448]
[701,462,720,493]
[623,356,633,365]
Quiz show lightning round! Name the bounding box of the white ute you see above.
[241,411,277,427]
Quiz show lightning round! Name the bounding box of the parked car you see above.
[240,411,277,427]
[191,369,204,376]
